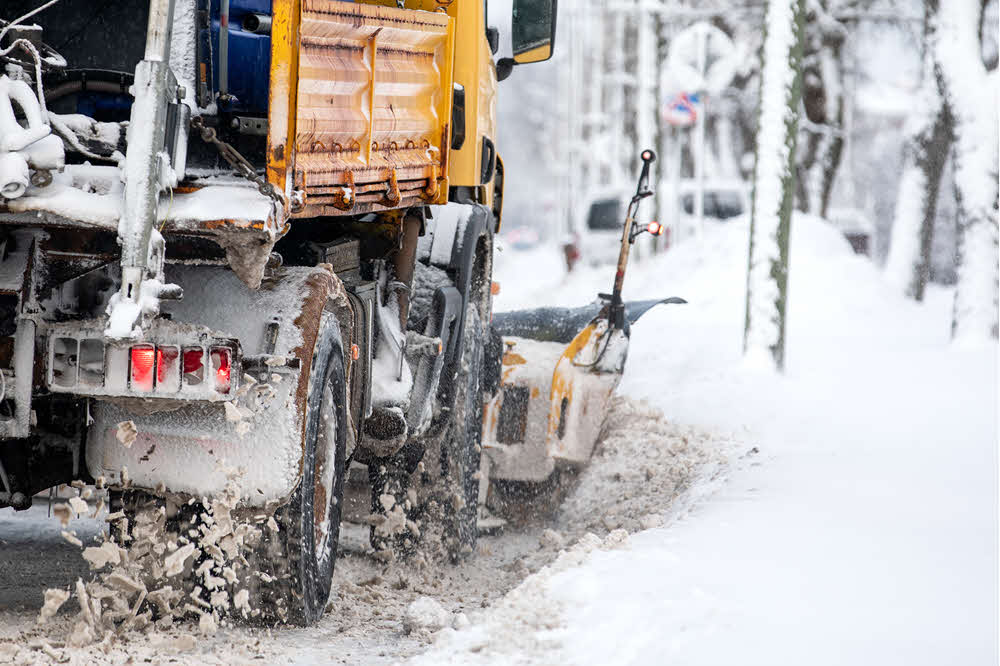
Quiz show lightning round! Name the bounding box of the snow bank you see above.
[407,532,625,665]
[556,397,731,537]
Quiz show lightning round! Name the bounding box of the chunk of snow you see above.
[539,529,565,551]
[403,596,451,634]
[164,543,196,577]
[52,503,71,527]
[638,514,664,530]
[82,542,122,569]
[116,421,138,448]
[223,401,243,423]
[602,528,630,550]
[60,531,82,548]
[233,589,250,617]
[68,496,89,517]
[38,588,71,623]
[198,611,217,635]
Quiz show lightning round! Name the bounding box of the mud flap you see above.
[405,285,462,435]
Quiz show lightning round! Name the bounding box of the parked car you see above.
[674,179,750,239]
[503,225,542,251]
[578,188,629,266]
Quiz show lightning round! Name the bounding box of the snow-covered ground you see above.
[0,216,994,664]
[414,215,998,664]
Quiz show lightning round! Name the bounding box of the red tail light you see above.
[156,346,180,392]
[211,347,231,393]
[183,347,205,386]
[48,337,238,399]
[130,345,155,392]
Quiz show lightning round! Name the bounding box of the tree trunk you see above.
[884,0,954,301]
[744,0,807,371]
[795,3,845,219]
[935,1,999,341]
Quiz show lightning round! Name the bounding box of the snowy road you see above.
[0,399,720,662]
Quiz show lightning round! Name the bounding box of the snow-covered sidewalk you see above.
[414,215,998,664]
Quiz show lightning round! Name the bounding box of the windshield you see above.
[681,190,745,219]
[587,198,622,231]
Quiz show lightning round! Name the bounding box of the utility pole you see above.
[636,0,656,177]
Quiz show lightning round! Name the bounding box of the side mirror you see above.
[496,58,515,82]
[486,26,500,55]
[511,0,558,65]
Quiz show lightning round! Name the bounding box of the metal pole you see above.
[611,151,654,328]
[694,27,706,240]
[670,126,681,244]
[220,0,230,97]
[118,0,176,308]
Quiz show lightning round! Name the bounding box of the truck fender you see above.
[427,202,493,364]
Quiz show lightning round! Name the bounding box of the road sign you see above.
[666,22,737,96]
[662,92,701,128]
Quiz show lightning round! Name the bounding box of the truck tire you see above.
[439,300,485,561]
[260,313,347,625]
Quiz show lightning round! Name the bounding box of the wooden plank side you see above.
[291,1,453,215]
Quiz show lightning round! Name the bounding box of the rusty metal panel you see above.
[291,1,454,216]
[266,0,301,202]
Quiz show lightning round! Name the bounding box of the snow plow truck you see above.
[0,0,676,627]
[0,0,559,623]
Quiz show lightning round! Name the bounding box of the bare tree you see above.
[884,0,953,301]
[745,0,807,370]
[936,0,999,340]
[795,0,849,219]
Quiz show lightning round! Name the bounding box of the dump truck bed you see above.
[269,0,455,217]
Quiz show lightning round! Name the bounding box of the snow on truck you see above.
[0,0,677,627]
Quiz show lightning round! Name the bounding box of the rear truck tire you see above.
[367,305,483,562]
[258,312,347,625]
[103,313,348,627]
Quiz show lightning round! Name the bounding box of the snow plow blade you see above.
[483,297,684,483]
[491,297,686,343]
